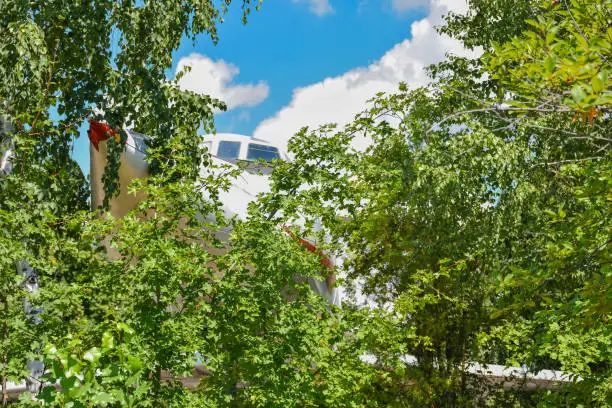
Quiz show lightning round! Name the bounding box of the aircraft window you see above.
[126,130,149,154]
[217,141,241,160]
[247,143,279,162]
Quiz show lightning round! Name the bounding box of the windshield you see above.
[247,143,279,162]
[217,141,241,160]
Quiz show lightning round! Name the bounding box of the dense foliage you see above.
[0,1,371,407]
[1,0,610,407]
[262,0,611,406]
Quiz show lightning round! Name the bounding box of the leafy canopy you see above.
[1,0,610,407]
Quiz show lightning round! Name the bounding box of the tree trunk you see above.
[2,296,8,406]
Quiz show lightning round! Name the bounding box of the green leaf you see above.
[591,75,603,93]
[83,347,101,363]
[38,386,58,403]
[101,332,115,349]
[92,392,116,406]
[544,54,556,74]
[571,85,587,103]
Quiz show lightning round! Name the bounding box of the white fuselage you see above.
[89,130,341,306]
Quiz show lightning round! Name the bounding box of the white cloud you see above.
[253,0,479,149]
[292,0,333,16]
[176,54,269,111]
[391,0,429,12]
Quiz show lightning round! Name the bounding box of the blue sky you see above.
[73,0,474,176]
[181,0,427,135]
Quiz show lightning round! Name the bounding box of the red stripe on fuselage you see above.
[282,225,333,269]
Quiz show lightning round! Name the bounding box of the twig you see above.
[31,38,60,131]
[429,106,572,134]
[518,123,612,143]
[1,296,8,407]
[535,156,604,167]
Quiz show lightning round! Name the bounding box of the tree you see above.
[2,0,610,406]
[2,1,372,406]
[260,0,610,405]
[0,0,256,405]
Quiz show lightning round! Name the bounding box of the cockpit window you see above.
[247,143,280,162]
[217,141,241,160]
[127,130,149,154]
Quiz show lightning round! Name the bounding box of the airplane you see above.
[87,123,578,392]
[87,121,341,306]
